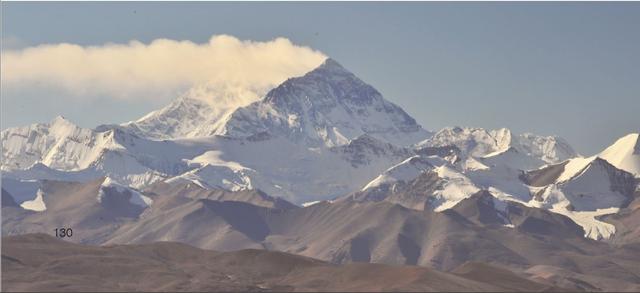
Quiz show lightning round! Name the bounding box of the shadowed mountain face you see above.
[2,234,565,292]
[143,181,298,210]
[1,189,18,207]
[520,161,570,187]
[445,191,583,239]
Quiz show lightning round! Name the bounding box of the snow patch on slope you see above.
[20,189,46,211]
[527,186,619,240]
[301,200,323,207]
[432,166,481,212]
[362,156,434,190]
[554,208,620,240]
[98,177,153,207]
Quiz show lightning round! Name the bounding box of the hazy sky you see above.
[2,2,639,154]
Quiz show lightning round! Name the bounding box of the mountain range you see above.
[2,58,639,291]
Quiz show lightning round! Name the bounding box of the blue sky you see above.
[2,2,639,154]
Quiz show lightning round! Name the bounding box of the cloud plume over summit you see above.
[1,35,327,101]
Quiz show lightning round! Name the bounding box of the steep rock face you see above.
[520,161,570,187]
[414,145,461,161]
[219,59,431,147]
[329,134,413,168]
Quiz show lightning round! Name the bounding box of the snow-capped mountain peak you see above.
[120,83,264,140]
[219,58,432,147]
[49,115,74,128]
[599,133,640,177]
[513,132,577,164]
[421,127,512,157]
[419,126,576,164]
[2,116,95,171]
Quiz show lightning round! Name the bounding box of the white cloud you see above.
[1,35,327,101]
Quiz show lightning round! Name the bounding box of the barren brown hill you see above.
[603,193,640,245]
[2,234,559,292]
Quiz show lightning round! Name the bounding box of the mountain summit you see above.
[115,58,431,147]
[119,83,263,140]
[219,58,432,147]
[420,127,577,164]
[599,133,640,177]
